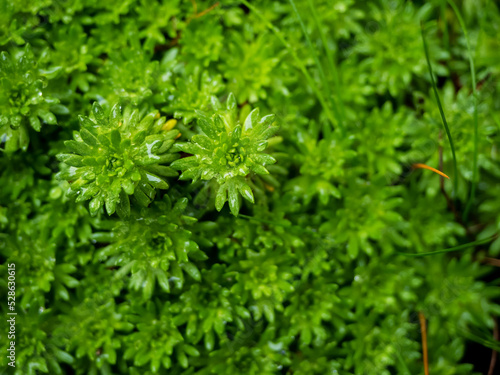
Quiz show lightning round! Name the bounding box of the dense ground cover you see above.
[1,0,500,374]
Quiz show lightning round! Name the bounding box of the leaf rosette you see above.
[171,93,279,216]
[0,45,65,152]
[57,102,179,217]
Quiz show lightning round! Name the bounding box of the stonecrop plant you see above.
[0,45,64,153]
[171,93,279,216]
[56,103,179,217]
[1,1,500,375]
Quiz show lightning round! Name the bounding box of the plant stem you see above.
[447,0,478,222]
[487,319,498,375]
[288,0,344,134]
[420,22,458,197]
[396,234,498,257]
[306,0,346,124]
[240,0,339,133]
[419,312,430,375]
[441,1,449,51]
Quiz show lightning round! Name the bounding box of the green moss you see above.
[1,1,500,374]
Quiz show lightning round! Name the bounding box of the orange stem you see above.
[413,163,450,179]
[419,311,430,375]
[483,257,500,267]
[194,2,219,19]
[186,1,219,24]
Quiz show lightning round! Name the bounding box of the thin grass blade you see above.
[447,0,478,222]
[306,0,346,124]
[396,234,497,257]
[420,21,458,196]
[240,0,338,134]
[288,0,344,134]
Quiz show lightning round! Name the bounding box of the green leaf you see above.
[76,184,99,202]
[183,345,200,357]
[228,184,240,216]
[204,329,214,351]
[251,164,269,175]
[105,188,120,215]
[243,108,260,132]
[237,183,254,203]
[89,196,103,216]
[143,165,178,177]
[80,128,99,146]
[215,183,228,212]
[79,115,98,133]
[116,190,131,218]
[92,102,106,123]
[171,157,198,172]
[109,103,122,127]
[57,154,85,167]
[65,140,93,156]
[111,129,121,149]
[37,109,57,125]
[138,111,156,132]
[132,130,147,145]
[226,92,237,111]
[156,269,170,293]
[134,187,152,207]
[198,116,218,139]
[181,262,201,281]
[29,115,41,131]
[142,171,169,189]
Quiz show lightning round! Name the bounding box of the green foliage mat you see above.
[1,0,500,374]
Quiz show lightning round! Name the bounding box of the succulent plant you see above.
[2,1,500,374]
[171,93,279,216]
[0,45,65,152]
[56,103,179,217]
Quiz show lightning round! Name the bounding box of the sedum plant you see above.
[56,103,179,217]
[93,196,206,299]
[162,65,225,124]
[171,93,279,216]
[0,45,64,152]
[350,0,449,97]
[2,1,500,374]
[90,41,160,106]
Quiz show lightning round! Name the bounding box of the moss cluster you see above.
[1,1,500,375]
